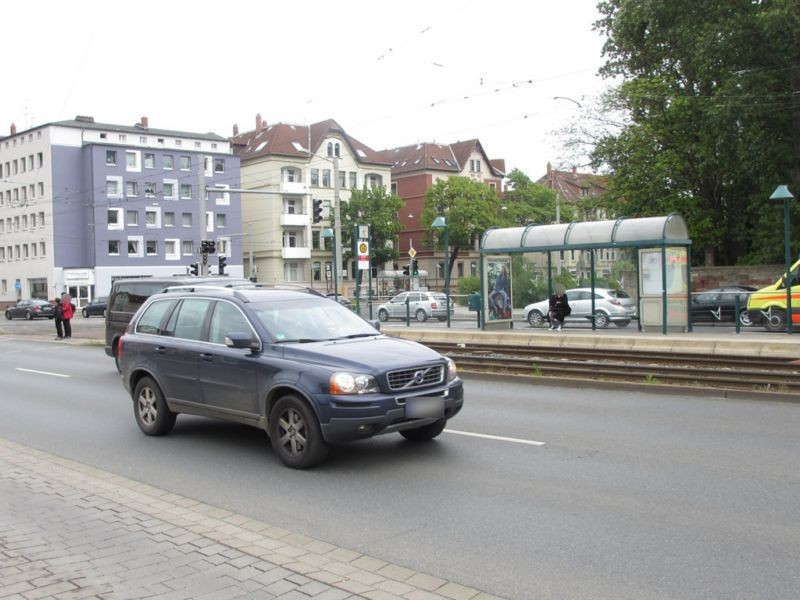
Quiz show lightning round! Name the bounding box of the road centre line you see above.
[445,429,546,446]
[15,368,71,378]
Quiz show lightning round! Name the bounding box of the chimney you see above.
[233,124,239,136]
[572,165,577,174]
[10,123,17,136]
[546,161,552,176]
[140,116,149,129]
[256,113,262,131]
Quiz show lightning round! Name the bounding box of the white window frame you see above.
[206,211,214,233]
[126,150,141,172]
[127,235,144,257]
[106,176,123,198]
[164,238,180,260]
[213,184,230,206]
[217,236,231,257]
[163,178,178,201]
[204,156,213,177]
[107,208,123,230]
[145,207,161,229]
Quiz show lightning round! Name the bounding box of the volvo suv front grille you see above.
[387,365,444,391]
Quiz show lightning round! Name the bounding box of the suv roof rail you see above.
[158,284,327,302]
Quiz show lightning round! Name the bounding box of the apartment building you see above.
[232,115,392,289]
[385,139,505,286]
[0,116,241,306]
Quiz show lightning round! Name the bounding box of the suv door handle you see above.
[199,352,213,361]
[155,346,167,354]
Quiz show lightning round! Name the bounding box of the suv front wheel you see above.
[270,395,329,469]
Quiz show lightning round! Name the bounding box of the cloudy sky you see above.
[2,0,609,179]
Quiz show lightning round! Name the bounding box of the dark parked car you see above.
[81,296,108,318]
[691,286,757,326]
[5,299,55,320]
[105,276,248,369]
[118,286,464,469]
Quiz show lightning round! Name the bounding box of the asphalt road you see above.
[1,338,798,599]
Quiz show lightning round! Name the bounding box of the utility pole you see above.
[333,155,342,294]
[198,155,207,276]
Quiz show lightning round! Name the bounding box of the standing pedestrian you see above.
[53,298,64,339]
[60,293,75,338]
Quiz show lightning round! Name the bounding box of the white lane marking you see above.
[15,368,71,378]
[445,429,546,446]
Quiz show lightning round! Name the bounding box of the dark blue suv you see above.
[118,286,464,468]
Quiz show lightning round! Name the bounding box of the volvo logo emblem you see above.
[412,370,426,385]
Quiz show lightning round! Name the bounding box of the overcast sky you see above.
[2,0,609,179]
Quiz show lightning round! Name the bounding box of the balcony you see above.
[281,181,309,195]
[281,246,311,260]
[280,212,310,227]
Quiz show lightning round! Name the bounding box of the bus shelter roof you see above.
[480,214,690,254]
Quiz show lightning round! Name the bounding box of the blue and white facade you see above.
[0,117,242,306]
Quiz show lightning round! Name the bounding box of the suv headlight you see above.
[330,372,379,395]
[445,357,458,382]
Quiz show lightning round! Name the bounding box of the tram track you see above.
[425,341,800,395]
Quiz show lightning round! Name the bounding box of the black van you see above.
[105,276,248,368]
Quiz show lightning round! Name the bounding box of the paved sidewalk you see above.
[0,438,502,600]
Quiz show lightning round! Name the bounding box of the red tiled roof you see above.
[537,164,606,201]
[232,118,392,167]
[384,139,504,177]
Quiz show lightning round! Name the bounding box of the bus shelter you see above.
[479,214,692,334]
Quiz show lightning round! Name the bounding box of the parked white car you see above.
[523,288,637,328]
[377,291,454,322]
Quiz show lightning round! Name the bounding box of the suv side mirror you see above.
[225,331,260,350]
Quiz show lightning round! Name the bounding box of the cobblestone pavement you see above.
[0,438,502,600]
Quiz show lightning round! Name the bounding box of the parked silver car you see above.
[523,287,637,328]
[377,291,454,322]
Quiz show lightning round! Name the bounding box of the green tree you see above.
[502,169,565,225]
[340,186,404,270]
[592,0,800,265]
[421,177,501,281]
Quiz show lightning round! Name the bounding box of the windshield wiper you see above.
[274,338,322,344]
[335,333,380,340]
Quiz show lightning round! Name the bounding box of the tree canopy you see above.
[421,177,502,279]
[592,0,800,265]
[340,185,404,268]
[502,169,571,225]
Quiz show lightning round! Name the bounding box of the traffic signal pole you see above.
[198,156,207,275]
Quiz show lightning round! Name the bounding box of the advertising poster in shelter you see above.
[485,256,512,321]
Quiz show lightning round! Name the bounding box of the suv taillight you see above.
[117,337,123,361]
[431,302,438,309]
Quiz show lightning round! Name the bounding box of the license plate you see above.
[405,396,444,419]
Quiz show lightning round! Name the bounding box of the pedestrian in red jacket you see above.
[60,293,75,339]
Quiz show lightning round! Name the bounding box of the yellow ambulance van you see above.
[746,258,800,331]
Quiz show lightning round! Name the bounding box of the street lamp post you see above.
[431,216,450,328]
[321,228,337,301]
[770,185,795,334]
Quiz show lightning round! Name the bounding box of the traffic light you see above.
[201,240,216,254]
[218,255,227,275]
[189,262,199,276]
[402,265,410,277]
[313,199,324,223]
[412,260,419,276]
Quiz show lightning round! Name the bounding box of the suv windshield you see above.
[251,297,378,343]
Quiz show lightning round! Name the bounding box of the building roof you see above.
[384,139,504,177]
[48,117,227,141]
[232,118,392,167]
[537,163,606,201]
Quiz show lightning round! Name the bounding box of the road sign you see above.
[409,248,417,258]
[358,240,369,270]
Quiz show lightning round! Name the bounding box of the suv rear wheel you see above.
[133,377,176,436]
[270,395,329,469]
[415,308,428,322]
